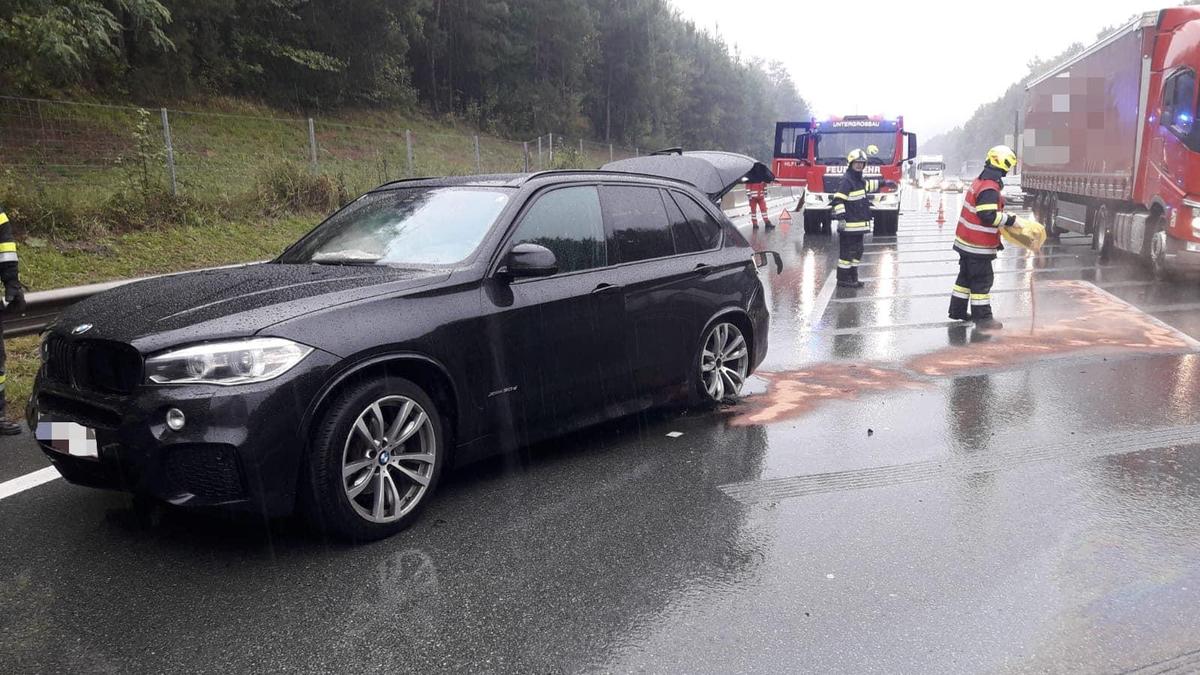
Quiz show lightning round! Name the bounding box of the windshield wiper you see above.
[310,259,382,266]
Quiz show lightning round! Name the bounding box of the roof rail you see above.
[522,168,697,188]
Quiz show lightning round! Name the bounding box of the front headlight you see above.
[145,338,313,386]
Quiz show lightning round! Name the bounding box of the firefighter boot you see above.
[850,262,864,288]
[973,317,1004,331]
[764,216,775,230]
[836,262,857,288]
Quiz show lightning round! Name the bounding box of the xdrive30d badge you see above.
[30,152,779,540]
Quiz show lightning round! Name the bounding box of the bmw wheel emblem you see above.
[72,323,93,336]
[378,451,391,465]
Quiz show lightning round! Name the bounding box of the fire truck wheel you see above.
[821,214,832,235]
[802,212,819,235]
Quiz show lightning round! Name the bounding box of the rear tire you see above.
[1046,193,1067,238]
[1092,204,1113,260]
[873,211,898,236]
[689,319,751,406]
[301,376,445,542]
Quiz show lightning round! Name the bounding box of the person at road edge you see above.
[0,203,24,435]
[743,176,773,229]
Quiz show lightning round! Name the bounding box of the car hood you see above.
[602,150,775,202]
[55,263,449,352]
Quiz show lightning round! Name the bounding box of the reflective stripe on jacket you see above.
[830,170,879,234]
[953,178,1004,257]
[0,207,17,283]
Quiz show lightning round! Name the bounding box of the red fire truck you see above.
[772,115,917,236]
[1023,6,1200,279]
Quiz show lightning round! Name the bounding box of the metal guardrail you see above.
[0,196,804,340]
[2,262,265,338]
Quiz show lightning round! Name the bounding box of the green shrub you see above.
[0,171,85,239]
[254,162,339,214]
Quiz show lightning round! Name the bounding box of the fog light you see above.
[166,408,186,431]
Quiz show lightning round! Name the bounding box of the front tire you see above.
[301,376,444,541]
[1149,227,1173,281]
[691,320,751,405]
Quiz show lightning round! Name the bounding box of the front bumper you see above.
[1165,234,1200,272]
[27,349,338,517]
[803,192,901,212]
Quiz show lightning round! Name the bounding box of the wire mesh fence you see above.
[0,96,643,206]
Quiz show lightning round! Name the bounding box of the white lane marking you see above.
[826,280,1159,304]
[0,466,61,501]
[859,265,1097,282]
[801,269,839,333]
[857,252,1085,267]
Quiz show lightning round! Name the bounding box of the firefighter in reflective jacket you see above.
[744,179,772,229]
[0,204,24,435]
[831,148,893,288]
[949,145,1018,330]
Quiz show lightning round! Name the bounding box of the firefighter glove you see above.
[5,280,25,314]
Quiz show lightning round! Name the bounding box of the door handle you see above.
[693,263,715,276]
[592,283,623,295]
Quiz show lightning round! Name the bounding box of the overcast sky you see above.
[670,0,1169,140]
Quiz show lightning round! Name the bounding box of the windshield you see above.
[280,187,511,266]
[813,132,897,165]
[918,162,945,172]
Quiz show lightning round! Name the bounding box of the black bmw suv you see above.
[30,153,775,540]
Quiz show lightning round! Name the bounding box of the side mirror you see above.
[500,243,558,279]
[905,132,918,160]
[797,134,810,159]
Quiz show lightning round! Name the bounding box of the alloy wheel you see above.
[341,395,437,523]
[701,322,749,401]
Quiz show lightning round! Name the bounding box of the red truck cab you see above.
[1024,7,1200,278]
[772,116,917,236]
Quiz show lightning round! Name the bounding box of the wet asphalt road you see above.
[5,189,1200,673]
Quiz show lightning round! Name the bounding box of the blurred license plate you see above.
[35,420,99,459]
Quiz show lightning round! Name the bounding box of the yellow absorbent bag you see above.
[1001,217,1047,254]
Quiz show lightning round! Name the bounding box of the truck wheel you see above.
[1046,194,1066,238]
[1092,205,1113,260]
[1032,193,1046,224]
[1149,227,1173,281]
[820,214,832,235]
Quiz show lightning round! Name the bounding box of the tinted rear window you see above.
[600,185,675,263]
[669,191,723,250]
[662,190,704,254]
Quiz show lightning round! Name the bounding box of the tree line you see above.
[0,0,810,159]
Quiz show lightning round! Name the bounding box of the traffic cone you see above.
[936,201,946,226]
[924,194,931,211]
